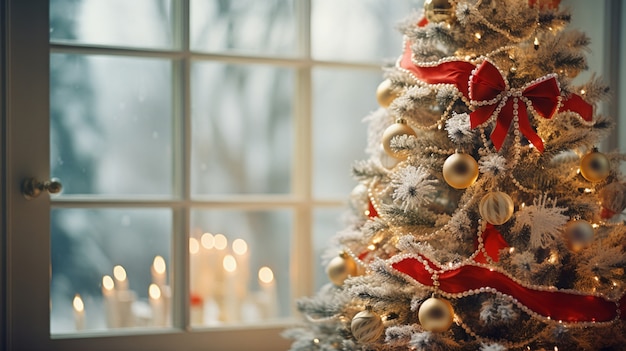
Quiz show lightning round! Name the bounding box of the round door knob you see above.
[21,177,63,200]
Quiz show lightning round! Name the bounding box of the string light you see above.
[533,37,539,50]
[474,32,482,40]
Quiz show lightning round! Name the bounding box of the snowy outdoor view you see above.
[48,0,423,334]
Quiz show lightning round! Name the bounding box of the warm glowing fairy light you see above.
[223,254,237,273]
[214,234,228,250]
[113,265,127,282]
[73,294,84,312]
[153,256,166,275]
[102,275,114,291]
[149,283,161,299]
[201,232,215,249]
[189,237,200,254]
[232,239,248,255]
[258,266,274,284]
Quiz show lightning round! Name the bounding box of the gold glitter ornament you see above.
[326,252,358,286]
[424,0,456,23]
[351,307,384,343]
[479,191,514,225]
[580,150,610,183]
[442,152,479,189]
[381,119,417,160]
[418,296,455,332]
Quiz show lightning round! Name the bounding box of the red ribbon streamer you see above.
[399,42,594,151]
[473,224,509,264]
[391,253,625,323]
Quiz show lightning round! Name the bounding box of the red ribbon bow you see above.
[389,253,626,323]
[469,60,561,152]
[398,41,594,152]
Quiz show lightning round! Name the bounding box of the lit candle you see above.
[200,232,215,298]
[102,275,120,328]
[113,265,128,291]
[222,254,239,322]
[258,266,277,319]
[149,283,166,327]
[151,255,167,289]
[213,234,228,314]
[73,294,85,331]
[232,238,249,301]
[112,265,135,327]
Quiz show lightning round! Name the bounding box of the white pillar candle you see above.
[102,275,120,328]
[258,266,278,319]
[151,255,167,289]
[73,294,85,331]
[222,254,239,323]
[200,233,215,298]
[149,283,166,327]
[232,238,249,300]
[212,234,228,315]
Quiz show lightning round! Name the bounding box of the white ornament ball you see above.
[564,219,594,252]
[326,252,358,286]
[479,191,514,225]
[442,152,479,189]
[351,308,384,343]
[418,297,455,332]
[381,119,417,160]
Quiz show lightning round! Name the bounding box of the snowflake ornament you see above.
[512,193,569,249]
[390,165,438,212]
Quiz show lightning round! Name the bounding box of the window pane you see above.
[190,0,297,56]
[50,54,173,197]
[313,68,377,198]
[312,0,424,62]
[50,208,172,334]
[191,62,293,195]
[50,0,174,49]
[189,209,292,326]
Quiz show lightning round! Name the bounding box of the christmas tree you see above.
[285,0,626,350]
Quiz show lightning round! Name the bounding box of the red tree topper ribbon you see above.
[399,41,593,151]
[390,253,626,323]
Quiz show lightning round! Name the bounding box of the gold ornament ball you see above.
[381,119,417,160]
[442,153,479,189]
[424,0,456,23]
[418,297,455,332]
[564,219,594,252]
[351,308,384,343]
[479,191,514,225]
[326,252,358,286]
[376,79,400,108]
[580,150,610,183]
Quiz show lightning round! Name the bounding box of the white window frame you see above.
[2,1,622,350]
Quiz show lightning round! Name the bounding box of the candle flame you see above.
[259,266,274,284]
[223,254,237,272]
[153,255,166,274]
[201,232,215,249]
[232,238,248,255]
[189,237,200,254]
[113,265,127,282]
[214,234,228,250]
[149,283,161,299]
[102,275,114,291]
[73,294,84,312]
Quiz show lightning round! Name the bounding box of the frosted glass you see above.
[190,0,297,56]
[50,208,172,333]
[189,209,292,325]
[312,0,425,62]
[50,54,173,196]
[191,62,293,195]
[50,0,174,49]
[313,68,378,198]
